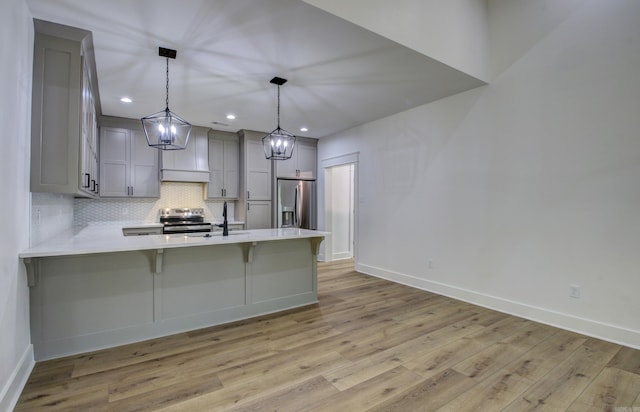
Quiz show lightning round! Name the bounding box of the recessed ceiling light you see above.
[226,114,236,120]
[120,97,132,103]
[300,127,308,132]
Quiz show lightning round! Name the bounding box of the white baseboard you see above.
[0,344,34,412]
[357,263,640,350]
[332,251,353,261]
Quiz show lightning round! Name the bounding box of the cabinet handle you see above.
[95,183,99,194]
[130,186,134,196]
[247,203,250,211]
[83,173,90,188]
[247,191,250,200]
[91,179,96,192]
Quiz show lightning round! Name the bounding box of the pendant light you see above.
[141,47,192,150]
[262,77,295,160]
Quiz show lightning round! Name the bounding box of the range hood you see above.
[160,126,210,182]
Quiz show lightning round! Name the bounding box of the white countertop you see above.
[20,225,327,258]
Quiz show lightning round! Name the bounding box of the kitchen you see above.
[3,0,640,410]
[22,15,331,362]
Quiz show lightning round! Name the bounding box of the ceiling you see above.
[25,0,485,138]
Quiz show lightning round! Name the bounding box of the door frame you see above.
[321,152,359,262]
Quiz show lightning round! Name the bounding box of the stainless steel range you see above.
[159,208,212,234]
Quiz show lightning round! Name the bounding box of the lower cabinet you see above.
[246,201,271,229]
[99,118,160,198]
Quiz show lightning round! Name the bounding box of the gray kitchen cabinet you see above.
[99,117,159,198]
[245,137,272,200]
[246,201,272,229]
[207,130,239,199]
[30,21,100,197]
[237,130,273,228]
[161,126,210,182]
[275,138,317,179]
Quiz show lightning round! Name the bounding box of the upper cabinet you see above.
[275,138,317,179]
[207,130,239,199]
[235,130,273,228]
[30,20,101,197]
[99,117,159,198]
[160,126,210,182]
[243,131,272,201]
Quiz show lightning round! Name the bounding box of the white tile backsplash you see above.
[74,182,234,226]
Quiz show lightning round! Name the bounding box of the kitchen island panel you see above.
[26,233,324,360]
[31,251,155,360]
[250,239,315,304]
[160,244,246,320]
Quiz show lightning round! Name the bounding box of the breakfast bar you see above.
[20,227,326,360]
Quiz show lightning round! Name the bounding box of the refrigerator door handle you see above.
[294,186,299,227]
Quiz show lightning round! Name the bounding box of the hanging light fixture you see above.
[262,77,295,160]
[141,47,191,150]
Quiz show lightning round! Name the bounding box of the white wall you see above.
[302,0,489,81]
[488,0,588,78]
[317,0,640,348]
[0,0,35,409]
[31,193,74,246]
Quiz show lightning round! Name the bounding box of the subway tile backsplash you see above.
[74,182,234,226]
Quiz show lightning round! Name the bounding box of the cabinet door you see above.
[162,129,209,171]
[246,140,271,200]
[297,144,317,179]
[223,140,239,198]
[79,63,92,192]
[99,128,129,197]
[275,148,298,178]
[207,138,224,198]
[31,34,82,192]
[130,130,159,197]
[246,201,272,229]
[194,131,209,171]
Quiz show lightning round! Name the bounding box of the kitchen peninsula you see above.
[20,227,326,360]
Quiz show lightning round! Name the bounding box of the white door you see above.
[327,164,354,260]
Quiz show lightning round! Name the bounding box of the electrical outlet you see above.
[428,259,434,269]
[569,284,581,299]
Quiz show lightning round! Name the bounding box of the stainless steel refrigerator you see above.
[277,179,317,229]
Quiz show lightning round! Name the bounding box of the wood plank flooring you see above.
[16,259,640,411]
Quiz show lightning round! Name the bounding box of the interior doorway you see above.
[322,153,358,262]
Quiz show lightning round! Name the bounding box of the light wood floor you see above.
[16,259,640,411]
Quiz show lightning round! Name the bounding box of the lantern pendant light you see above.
[141,47,192,150]
[262,77,295,160]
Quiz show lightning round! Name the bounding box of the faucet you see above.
[217,201,229,236]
